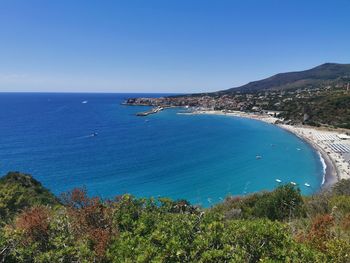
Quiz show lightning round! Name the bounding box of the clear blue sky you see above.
[1,0,350,93]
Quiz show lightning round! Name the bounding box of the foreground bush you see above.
[211,184,305,221]
[0,172,59,223]
[108,217,323,262]
[1,172,350,262]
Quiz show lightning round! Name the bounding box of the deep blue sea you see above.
[0,93,324,206]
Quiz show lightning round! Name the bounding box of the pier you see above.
[136,106,164,116]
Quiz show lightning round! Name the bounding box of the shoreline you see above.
[279,124,338,188]
[186,110,350,189]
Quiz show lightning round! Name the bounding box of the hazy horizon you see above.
[1,0,350,93]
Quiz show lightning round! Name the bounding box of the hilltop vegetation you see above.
[222,63,350,93]
[0,172,59,224]
[278,89,350,128]
[1,172,350,262]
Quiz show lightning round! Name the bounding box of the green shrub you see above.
[332,179,350,196]
[324,239,350,263]
[212,184,305,221]
[0,172,59,222]
[329,195,350,216]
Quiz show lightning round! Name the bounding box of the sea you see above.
[0,93,324,207]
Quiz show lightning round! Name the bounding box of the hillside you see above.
[218,63,350,94]
[1,172,350,262]
[0,172,59,222]
[278,89,350,128]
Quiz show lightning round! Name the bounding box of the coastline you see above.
[185,110,350,189]
[279,124,338,188]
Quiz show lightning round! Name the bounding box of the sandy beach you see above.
[186,110,350,187]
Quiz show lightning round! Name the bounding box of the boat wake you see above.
[77,133,98,139]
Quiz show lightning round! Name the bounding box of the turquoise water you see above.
[0,93,323,206]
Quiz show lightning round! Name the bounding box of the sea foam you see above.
[318,151,327,185]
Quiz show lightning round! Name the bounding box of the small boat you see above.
[296,148,301,151]
[304,183,311,187]
[290,182,296,186]
[276,179,282,183]
[82,100,88,104]
[256,155,262,159]
[91,132,98,137]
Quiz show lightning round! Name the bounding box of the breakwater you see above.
[136,106,164,116]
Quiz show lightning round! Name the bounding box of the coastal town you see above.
[126,82,350,127]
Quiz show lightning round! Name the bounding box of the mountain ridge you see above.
[216,62,350,94]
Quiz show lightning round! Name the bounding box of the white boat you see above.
[82,100,88,104]
[296,148,301,151]
[256,155,262,159]
[275,179,282,183]
[304,183,311,187]
[290,182,296,186]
